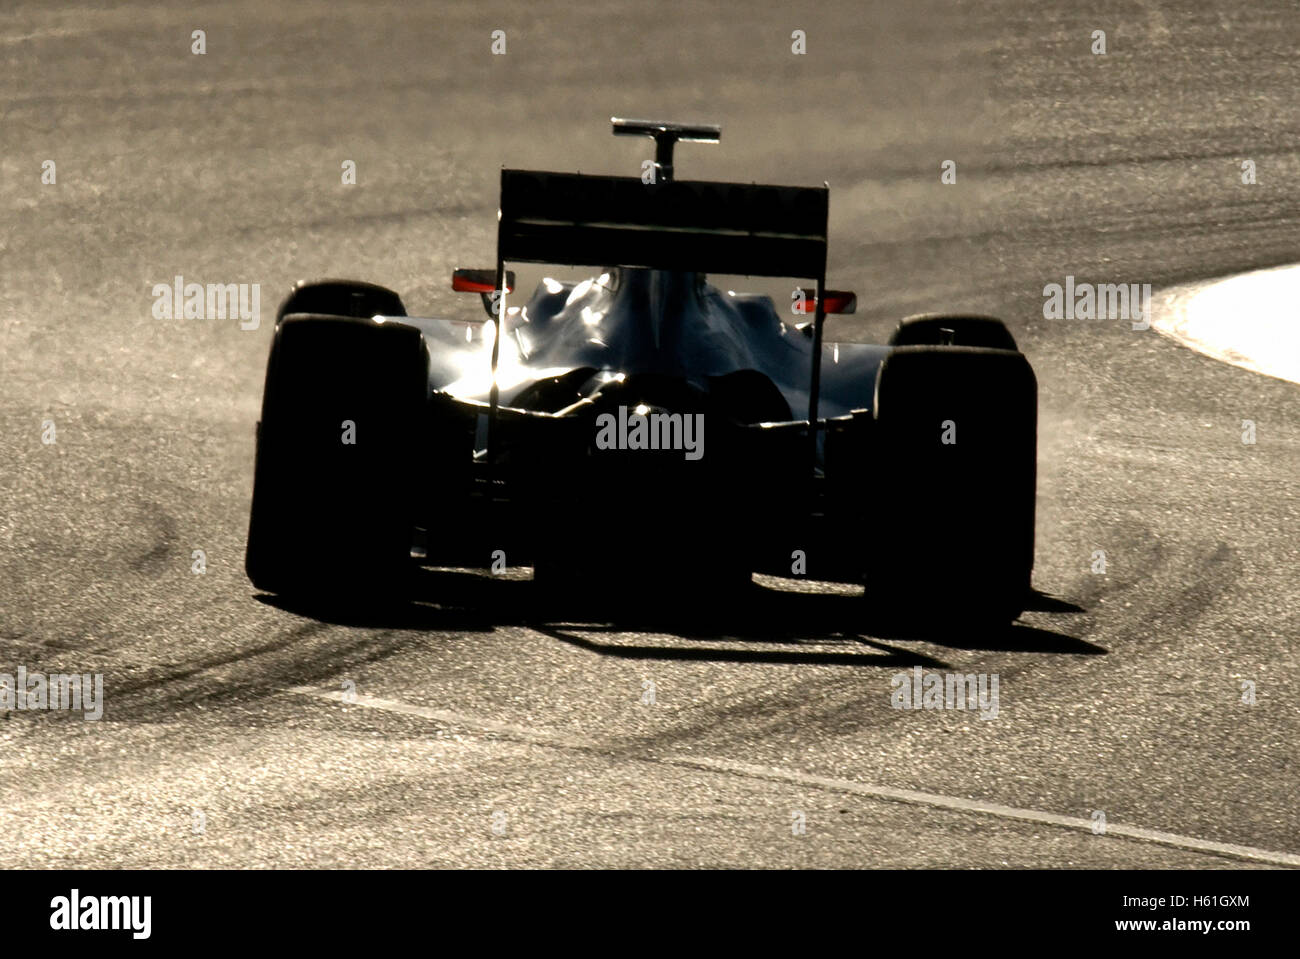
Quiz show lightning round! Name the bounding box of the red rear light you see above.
[792,290,857,315]
[452,268,515,294]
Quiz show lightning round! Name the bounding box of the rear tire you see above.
[245,314,428,598]
[866,340,1037,627]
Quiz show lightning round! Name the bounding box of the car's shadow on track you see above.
[257,568,1101,668]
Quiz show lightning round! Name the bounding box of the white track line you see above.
[285,686,587,748]
[674,757,1300,868]
[289,686,1300,868]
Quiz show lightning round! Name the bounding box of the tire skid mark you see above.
[105,621,407,722]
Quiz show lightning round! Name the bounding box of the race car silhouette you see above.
[246,118,1037,623]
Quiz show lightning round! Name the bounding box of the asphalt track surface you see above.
[1,1,1298,868]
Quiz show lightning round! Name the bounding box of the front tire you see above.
[275,279,406,324]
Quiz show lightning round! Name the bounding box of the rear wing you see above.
[497,169,829,279]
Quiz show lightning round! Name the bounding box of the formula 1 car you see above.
[246,118,1037,623]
